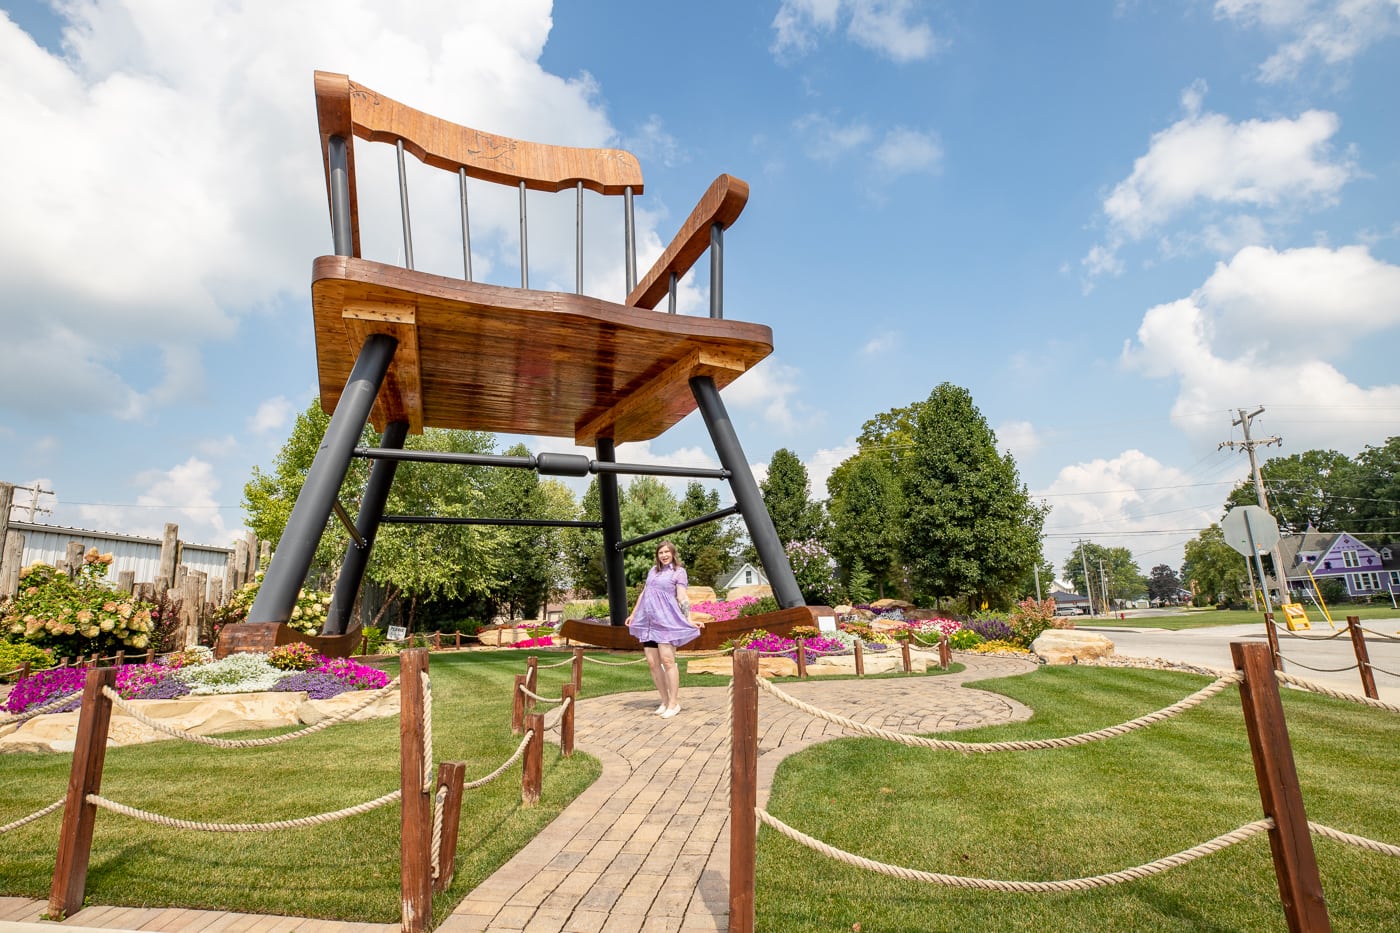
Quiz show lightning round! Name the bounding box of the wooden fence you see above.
[1,481,267,646]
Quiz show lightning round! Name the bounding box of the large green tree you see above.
[1224,449,1356,533]
[760,448,825,547]
[1181,524,1249,606]
[1062,541,1146,608]
[827,452,904,599]
[899,383,1046,610]
[674,481,738,589]
[242,400,374,577]
[480,443,578,619]
[1347,437,1400,544]
[1146,564,1184,604]
[619,476,682,583]
[561,479,608,596]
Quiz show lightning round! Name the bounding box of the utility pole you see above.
[1099,559,1110,616]
[1219,408,1287,602]
[10,482,52,522]
[1079,542,1093,615]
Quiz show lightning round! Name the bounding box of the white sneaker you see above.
[660,706,680,719]
[653,705,667,716]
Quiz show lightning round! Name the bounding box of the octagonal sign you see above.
[1220,505,1280,557]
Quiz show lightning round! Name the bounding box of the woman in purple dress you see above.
[626,540,704,718]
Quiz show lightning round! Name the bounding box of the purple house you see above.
[1278,530,1400,602]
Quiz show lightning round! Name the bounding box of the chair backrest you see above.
[314,71,645,296]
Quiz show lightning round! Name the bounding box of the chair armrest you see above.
[626,174,749,310]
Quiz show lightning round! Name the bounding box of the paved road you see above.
[1080,618,1400,704]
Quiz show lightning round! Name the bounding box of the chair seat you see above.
[311,256,774,444]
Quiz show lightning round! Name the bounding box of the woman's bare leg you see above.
[644,646,666,712]
[658,643,680,714]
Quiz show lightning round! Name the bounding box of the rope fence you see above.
[726,642,1388,933]
[754,671,1242,753]
[0,689,83,726]
[756,808,1277,892]
[1272,654,1358,674]
[1274,671,1400,714]
[1358,625,1400,642]
[0,798,65,834]
[86,789,403,833]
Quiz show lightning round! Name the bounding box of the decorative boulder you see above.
[688,611,716,626]
[686,655,797,677]
[869,598,914,610]
[686,586,717,603]
[1032,630,1115,665]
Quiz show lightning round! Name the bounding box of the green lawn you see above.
[1081,602,1400,630]
[757,666,1400,932]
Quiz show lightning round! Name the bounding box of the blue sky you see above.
[2,0,1398,581]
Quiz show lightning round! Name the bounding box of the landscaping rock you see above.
[686,586,717,603]
[299,688,401,725]
[869,598,914,610]
[688,611,716,626]
[1,688,400,754]
[685,655,797,677]
[1032,630,1115,665]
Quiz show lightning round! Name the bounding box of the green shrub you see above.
[1007,597,1058,648]
[212,571,331,637]
[739,596,780,617]
[0,639,55,673]
[267,642,318,671]
[1,557,158,657]
[947,628,984,650]
[563,599,611,621]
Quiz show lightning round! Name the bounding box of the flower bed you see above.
[3,648,389,717]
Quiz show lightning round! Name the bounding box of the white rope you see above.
[1309,822,1400,859]
[756,808,1275,892]
[1271,620,1348,641]
[1,798,65,834]
[580,655,649,666]
[463,731,534,791]
[756,673,1242,752]
[1358,625,1400,642]
[543,696,573,732]
[1274,671,1400,714]
[87,789,401,832]
[536,656,575,669]
[518,684,563,704]
[1,689,83,725]
[1273,653,1359,674]
[430,784,448,879]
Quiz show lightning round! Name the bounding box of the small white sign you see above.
[817,615,837,633]
[386,625,408,641]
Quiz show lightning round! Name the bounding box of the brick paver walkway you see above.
[3,652,1035,932]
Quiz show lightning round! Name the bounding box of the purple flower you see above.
[313,657,389,690]
[131,677,193,700]
[4,667,86,714]
[273,671,353,699]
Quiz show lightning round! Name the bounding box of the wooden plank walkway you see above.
[2,653,1035,932]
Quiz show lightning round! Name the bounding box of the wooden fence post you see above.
[433,761,466,892]
[853,640,864,678]
[511,675,526,734]
[730,649,758,933]
[1345,616,1378,700]
[398,648,433,933]
[795,641,807,679]
[64,541,85,578]
[560,683,577,757]
[938,635,951,671]
[157,523,179,593]
[1231,642,1331,933]
[900,639,912,673]
[1263,612,1283,671]
[522,713,544,805]
[572,647,584,692]
[1,528,23,599]
[49,666,117,920]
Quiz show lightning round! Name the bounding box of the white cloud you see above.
[861,331,898,355]
[248,396,295,435]
[1083,84,1354,278]
[1038,450,1233,574]
[1215,0,1400,83]
[76,457,235,544]
[995,420,1041,461]
[0,1,628,425]
[721,358,804,431]
[806,440,858,499]
[795,113,874,161]
[872,127,943,177]
[772,0,942,62]
[1122,244,1400,453]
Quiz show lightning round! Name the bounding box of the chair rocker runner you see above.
[215,71,817,658]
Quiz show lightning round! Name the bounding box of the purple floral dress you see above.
[627,564,697,647]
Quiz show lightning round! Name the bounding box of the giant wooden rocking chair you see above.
[215,72,824,658]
